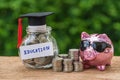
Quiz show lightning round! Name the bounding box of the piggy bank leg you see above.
[106,64,111,66]
[84,64,91,69]
[82,61,91,69]
[106,62,111,66]
[96,65,105,71]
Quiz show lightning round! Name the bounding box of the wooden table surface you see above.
[0,56,120,80]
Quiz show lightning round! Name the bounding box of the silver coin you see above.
[58,54,68,59]
[34,56,53,66]
[63,58,73,72]
[63,66,73,72]
[52,57,63,72]
[73,61,83,72]
[37,34,48,43]
[69,49,79,61]
[63,59,73,65]
[23,59,34,63]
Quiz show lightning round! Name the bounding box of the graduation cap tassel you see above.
[17,18,22,48]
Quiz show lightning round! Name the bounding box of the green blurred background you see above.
[0,0,120,56]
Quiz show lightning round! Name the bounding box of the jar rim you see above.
[26,26,52,33]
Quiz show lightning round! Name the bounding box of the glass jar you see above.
[19,26,58,69]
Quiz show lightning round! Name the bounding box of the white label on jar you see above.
[19,42,53,60]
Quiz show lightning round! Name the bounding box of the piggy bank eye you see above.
[92,42,103,52]
[84,40,90,47]
[80,40,90,51]
[93,42,111,52]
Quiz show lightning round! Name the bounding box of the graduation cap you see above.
[17,12,54,48]
[20,12,53,26]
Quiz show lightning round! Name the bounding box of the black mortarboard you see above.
[20,12,53,26]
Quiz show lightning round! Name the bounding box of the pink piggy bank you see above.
[80,32,114,71]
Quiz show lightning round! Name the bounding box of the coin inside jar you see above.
[34,56,53,66]
[37,34,48,43]
[23,59,36,68]
[22,35,39,46]
[23,58,34,63]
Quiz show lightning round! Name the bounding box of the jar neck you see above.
[26,25,52,34]
[26,25,47,33]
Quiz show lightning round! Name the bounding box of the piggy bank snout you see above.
[84,49,96,60]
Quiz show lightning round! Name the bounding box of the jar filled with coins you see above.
[18,12,58,69]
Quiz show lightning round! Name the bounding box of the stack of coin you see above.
[58,54,68,59]
[73,61,83,72]
[52,57,63,72]
[63,59,73,72]
[69,49,80,61]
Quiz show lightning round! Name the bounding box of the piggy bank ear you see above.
[98,34,111,43]
[81,32,90,39]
